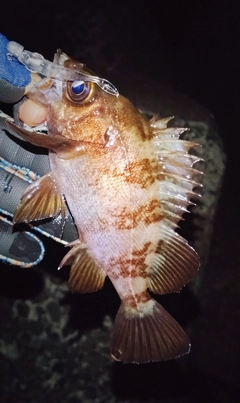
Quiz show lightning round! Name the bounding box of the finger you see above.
[19,99,47,127]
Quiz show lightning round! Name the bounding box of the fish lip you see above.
[27,77,63,106]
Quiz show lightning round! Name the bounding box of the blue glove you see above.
[0,34,78,267]
[0,33,31,103]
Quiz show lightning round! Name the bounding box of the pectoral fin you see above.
[59,244,106,293]
[13,172,65,224]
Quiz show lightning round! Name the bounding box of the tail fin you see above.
[111,299,190,363]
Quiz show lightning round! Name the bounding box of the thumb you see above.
[19,99,47,127]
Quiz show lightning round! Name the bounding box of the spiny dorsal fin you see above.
[59,244,106,293]
[151,117,203,226]
[13,172,65,224]
[148,224,199,294]
[147,118,201,293]
[151,119,202,208]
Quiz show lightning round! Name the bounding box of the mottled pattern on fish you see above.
[9,51,202,363]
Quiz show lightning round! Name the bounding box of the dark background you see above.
[2,1,239,177]
[1,1,240,402]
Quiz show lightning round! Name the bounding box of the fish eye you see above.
[66,80,91,103]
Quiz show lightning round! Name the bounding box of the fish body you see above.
[11,51,201,363]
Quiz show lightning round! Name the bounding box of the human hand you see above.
[0,34,77,267]
[0,111,78,267]
[0,33,47,125]
[0,33,32,103]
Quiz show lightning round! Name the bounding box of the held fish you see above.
[9,50,202,363]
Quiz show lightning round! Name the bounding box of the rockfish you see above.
[10,51,201,363]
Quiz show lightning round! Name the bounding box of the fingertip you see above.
[19,99,47,127]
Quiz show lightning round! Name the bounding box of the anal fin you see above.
[60,244,106,293]
[14,172,65,224]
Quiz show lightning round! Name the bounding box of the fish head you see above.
[27,50,125,147]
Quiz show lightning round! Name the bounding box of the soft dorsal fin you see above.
[13,172,65,224]
[59,243,106,293]
[148,224,199,294]
[148,117,202,293]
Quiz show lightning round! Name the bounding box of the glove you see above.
[0,112,78,267]
[0,34,31,103]
[0,34,78,267]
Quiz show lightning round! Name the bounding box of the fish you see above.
[8,50,201,363]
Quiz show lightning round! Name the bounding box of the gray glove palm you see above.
[0,112,78,267]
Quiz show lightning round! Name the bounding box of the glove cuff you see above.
[0,79,24,103]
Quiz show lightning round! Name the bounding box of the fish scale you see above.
[7,50,202,364]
